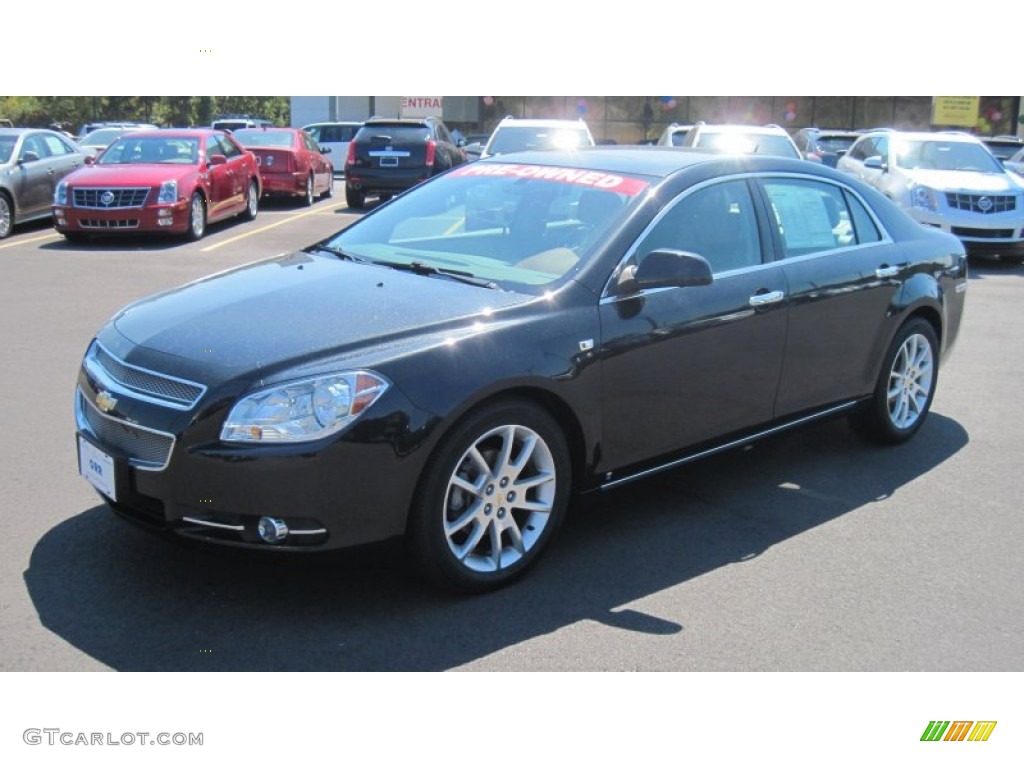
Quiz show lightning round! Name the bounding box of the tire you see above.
[303,174,315,207]
[186,193,206,241]
[0,192,13,239]
[322,172,334,199]
[407,399,572,593]
[851,317,939,444]
[345,185,365,209]
[242,180,258,221]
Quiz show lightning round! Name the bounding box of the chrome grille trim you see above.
[87,342,205,410]
[76,390,175,471]
[945,193,1016,214]
[73,187,150,209]
[79,219,140,229]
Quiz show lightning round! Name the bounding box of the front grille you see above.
[79,219,139,229]
[78,391,175,470]
[73,187,149,209]
[945,193,1016,214]
[90,343,205,408]
[952,227,1014,239]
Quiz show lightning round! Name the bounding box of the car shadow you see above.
[967,257,1024,279]
[24,414,968,671]
[38,216,245,252]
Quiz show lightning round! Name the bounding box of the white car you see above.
[302,122,362,176]
[481,117,594,159]
[680,122,802,159]
[838,130,1024,263]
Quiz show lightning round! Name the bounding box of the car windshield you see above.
[80,128,125,147]
[232,129,294,148]
[893,140,1004,172]
[0,136,15,163]
[696,131,800,158]
[488,126,592,155]
[324,162,652,294]
[98,136,200,165]
[816,136,857,153]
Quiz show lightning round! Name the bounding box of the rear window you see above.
[816,136,857,153]
[306,124,359,143]
[356,125,430,143]
[232,129,294,148]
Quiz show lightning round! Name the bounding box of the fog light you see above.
[57,218,67,226]
[257,516,289,544]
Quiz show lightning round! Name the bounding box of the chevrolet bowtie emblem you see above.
[95,390,118,413]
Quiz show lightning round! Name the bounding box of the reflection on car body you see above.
[74,147,967,593]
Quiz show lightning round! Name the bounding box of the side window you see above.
[634,180,762,274]
[43,135,70,156]
[205,135,226,158]
[843,190,881,244]
[19,134,47,161]
[219,135,242,158]
[763,178,872,257]
[303,132,319,152]
[875,136,889,162]
[849,138,870,162]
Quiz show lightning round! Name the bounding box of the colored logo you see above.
[921,721,997,742]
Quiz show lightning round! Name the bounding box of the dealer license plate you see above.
[79,435,117,501]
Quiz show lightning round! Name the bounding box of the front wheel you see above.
[407,399,571,593]
[0,193,13,239]
[851,317,938,444]
[186,193,206,241]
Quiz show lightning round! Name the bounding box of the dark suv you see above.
[344,117,466,209]
[792,128,860,168]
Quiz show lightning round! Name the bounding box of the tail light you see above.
[425,140,436,167]
[346,142,357,167]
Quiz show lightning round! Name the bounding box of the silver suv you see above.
[481,117,594,159]
[680,122,802,159]
[838,130,1024,263]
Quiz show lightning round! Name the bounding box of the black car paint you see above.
[76,149,966,554]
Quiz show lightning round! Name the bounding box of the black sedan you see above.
[75,149,967,592]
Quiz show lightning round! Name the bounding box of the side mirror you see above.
[321,146,332,154]
[208,154,227,166]
[616,249,714,294]
[864,155,887,171]
[19,150,40,164]
[84,155,96,165]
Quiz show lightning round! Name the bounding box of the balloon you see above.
[992,111,1002,122]
[483,96,494,106]
[577,99,588,115]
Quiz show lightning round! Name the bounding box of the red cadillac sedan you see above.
[231,127,334,206]
[53,129,261,242]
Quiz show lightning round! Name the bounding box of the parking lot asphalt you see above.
[0,197,1022,671]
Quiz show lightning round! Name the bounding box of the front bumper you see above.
[53,199,190,235]
[910,207,1024,255]
[74,342,435,552]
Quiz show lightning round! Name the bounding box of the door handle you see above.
[875,264,901,279]
[749,290,785,307]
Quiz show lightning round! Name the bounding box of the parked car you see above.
[77,125,153,159]
[0,127,86,239]
[461,132,492,161]
[344,116,466,209]
[301,122,362,175]
[979,134,1024,162]
[211,115,273,132]
[681,122,803,159]
[837,130,1024,263]
[53,129,261,242]
[656,123,694,147]
[231,127,333,205]
[75,148,967,592]
[481,117,595,159]
[792,128,860,167]
[75,121,157,142]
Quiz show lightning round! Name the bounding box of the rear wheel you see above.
[242,179,258,221]
[186,193,206,241]
[407,399,571,593]
[378,192,393,203]
[851,317,938,444]
[345,185,365,209]
[0,193,12,239]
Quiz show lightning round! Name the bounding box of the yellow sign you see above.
[931,96,980,127]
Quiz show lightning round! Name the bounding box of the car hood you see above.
[900,168,1022,193]
[66,163,197,185]
[110,251,535,381]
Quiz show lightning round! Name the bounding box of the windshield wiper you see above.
[307,244,367,262]
[373,260,500,290]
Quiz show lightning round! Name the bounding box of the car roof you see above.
[473,145,822,179]
[497,117,589,127]
[302,121,362,127]
[864,130,984,143]
[696,123,789,135]
[0,127,57,137]
[115,129,225,139]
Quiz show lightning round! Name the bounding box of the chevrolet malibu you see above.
[75,149,967,592]
[54,129,261,242]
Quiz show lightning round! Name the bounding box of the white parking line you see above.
[200,205,345,253]
[0,232,62,250]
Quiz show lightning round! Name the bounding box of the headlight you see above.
[54,181,68,206]
[157,180,177,205]
[220,371,389,443]
[910,184,937,212]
